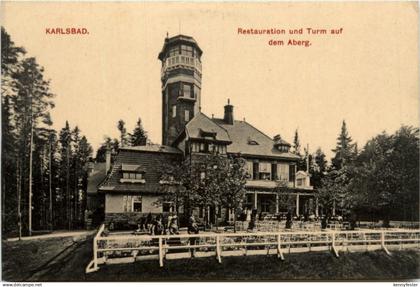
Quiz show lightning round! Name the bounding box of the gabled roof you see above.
[98,145,181,194]
[185,113,231,143]
[211,118,300,160]
[87,162,107,195]
[120,145,182,154]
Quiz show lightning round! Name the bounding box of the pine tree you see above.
[331,120,355,170]
[117,120,128,147]
[314,148,327,173]
[59,122,72,229]
[292,129,301,155]
[130,118,148,146]
[312,148,327,189]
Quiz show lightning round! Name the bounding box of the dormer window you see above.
[247,138,259,145]
[278,145,290,153]
[273,134,291,153]
[123,172,143,180]
[120,164,146,183]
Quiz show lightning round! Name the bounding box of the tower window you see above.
[169,47,179,57]
[194,86,199,99]
[185,110,190,122]
[183,84,191,98]
[181,45,193,57]
[172,105,176,118]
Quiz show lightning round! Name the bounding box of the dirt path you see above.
[25,239,93,281]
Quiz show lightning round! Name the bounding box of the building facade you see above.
[93,34,316,226]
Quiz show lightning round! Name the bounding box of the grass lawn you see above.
[2,233,419,281]
[85,250,420,281]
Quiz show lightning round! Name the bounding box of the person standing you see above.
[146,212,152,230]
[188,214,199,257]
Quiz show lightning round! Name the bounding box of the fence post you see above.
[346,232,349,252]
[331,232,339,257]
[159,237,164,267]
[277,233,284,260]
[93,236,98,270]
[216,235,222,263]
[381,231,391,255]
[417,232,419,250]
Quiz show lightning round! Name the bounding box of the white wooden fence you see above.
[85,225,420,273]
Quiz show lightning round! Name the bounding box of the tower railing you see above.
[161,55,202,75]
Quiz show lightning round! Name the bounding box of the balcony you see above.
[245,179,313,190]
[161,55,202,76]
[246,180,295,189]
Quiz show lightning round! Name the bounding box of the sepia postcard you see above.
[0,1,419,284]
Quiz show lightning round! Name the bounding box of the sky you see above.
[2,2,418,160]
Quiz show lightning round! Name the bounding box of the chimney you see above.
[224,99,234,125]
[105,147,111,173]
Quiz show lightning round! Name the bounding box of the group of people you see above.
[135,212,201,237]
[135,212,180,235]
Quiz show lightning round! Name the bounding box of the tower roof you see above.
[158,34,203,60]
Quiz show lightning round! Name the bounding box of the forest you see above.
[1,27,93,237]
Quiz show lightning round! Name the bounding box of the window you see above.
[169,47,177,57]
[181,45,193,57]
[185,110,190,122]
[132,196,142,212]
[297,178,304,187]
[246,161,253,179]
[259,162,271,180]
[191,142,200,153]
[123,172,143,180]
[183,84,191,98]
[278,164,289,181]
[163,202,173,212]
[261,200,270,212]
[194,86,200,99]
[253,162,259,180]
[289,165,296,182]
[123,195,131,212]
[208,143,214,153]
[271,163,278,180]
[135,173,143,180]
[172,105,176,118]
[199,143,208,153]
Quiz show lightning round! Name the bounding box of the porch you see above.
[243,190,319,218]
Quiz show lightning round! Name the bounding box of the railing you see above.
[85,228,420,273]
[161,55,202,74]
[235,220,322,232]
[85,223,105,273]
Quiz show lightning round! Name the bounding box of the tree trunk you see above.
[49,141,53,231]
[28,119,33,236]
[233,208,237,233]
[66,147,70,230]
[16,159,22,240]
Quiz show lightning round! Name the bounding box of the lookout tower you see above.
[158,35,203,146]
